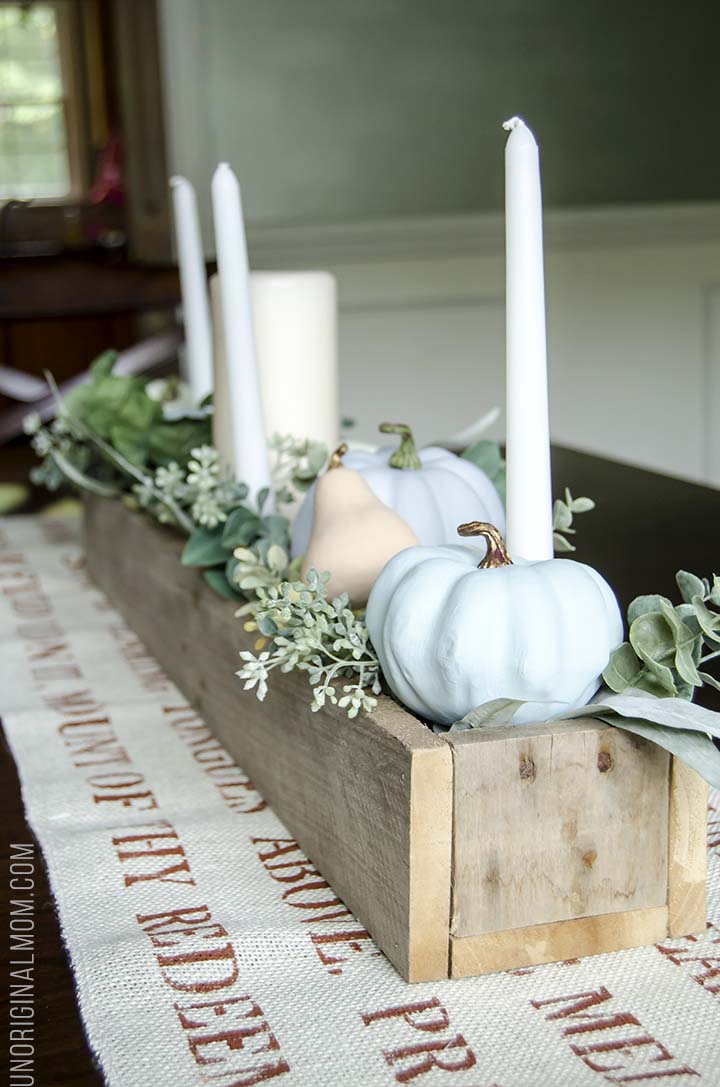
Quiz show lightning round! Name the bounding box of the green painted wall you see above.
[161,0,720,227]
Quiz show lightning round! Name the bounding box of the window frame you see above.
[0,0,94,204]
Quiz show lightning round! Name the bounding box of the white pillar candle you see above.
[211,162,273,508]
[251,272,338,450]
[169,176,213,402]
[211,272,339,454]
[503,116,554,561]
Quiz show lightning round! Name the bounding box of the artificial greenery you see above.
[552,488,596,552]
[462,440,506,502]
[181,499,298,601]
[461,447,595,553]
[269,434,328,510]
[28,355,603,720]
[603,570,720,700]
[237,569,382,717]
[63,350,212,468]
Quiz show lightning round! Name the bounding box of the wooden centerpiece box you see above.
[83,495,707,983]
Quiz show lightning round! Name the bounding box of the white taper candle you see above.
[503,116,554,560]
[169,176,213,401]
[211,162,273,509]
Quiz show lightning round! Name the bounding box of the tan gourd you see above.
[301,444,420,608]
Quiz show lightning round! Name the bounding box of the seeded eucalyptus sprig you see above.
[237,570,382,718]
[268,434,328,510]
[604,570,720,700]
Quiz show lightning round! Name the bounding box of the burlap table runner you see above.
[1,514,719,1087]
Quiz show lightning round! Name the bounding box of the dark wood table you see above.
[0,445,718,1085]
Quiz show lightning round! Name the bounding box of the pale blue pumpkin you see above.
[366,522,623,727]
[292,423,504,559]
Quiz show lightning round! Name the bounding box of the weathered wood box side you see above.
[83,496,453,983]
[83,496,708,982]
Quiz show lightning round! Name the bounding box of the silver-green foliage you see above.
[552,488,596,552]
[268,433,328,510]
[237,569,382,718]
[603,571,720,699]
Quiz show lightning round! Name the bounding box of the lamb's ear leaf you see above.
[561,687,720,740]
[203,568,243,601]
[593,712,720,791]
[181,526,228,567]
[89,349,118,379]
[450,698,528,732]
[221,506,259,548]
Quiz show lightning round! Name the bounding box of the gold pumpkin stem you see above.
[457,521,513,569]
[329,443,349,470]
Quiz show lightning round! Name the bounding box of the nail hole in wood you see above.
[597,751,614,773]
[519,756,536,783]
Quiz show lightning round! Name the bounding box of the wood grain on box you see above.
[83,496,708,981]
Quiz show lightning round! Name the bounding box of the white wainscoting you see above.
[248,204,720,487]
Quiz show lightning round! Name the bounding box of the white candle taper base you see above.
[503,116,554,561]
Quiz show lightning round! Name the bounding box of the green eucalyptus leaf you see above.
[627,594,672,626]
[709,575,720,608]
[699,670,720,691]
[658,600,702,687]
[235,516,264,547]
[691,594,720,646]
[629,612,675,664]
[222,507,259,547]
[553,532,576,553]
[634,644,678,695]
[675,603,701,637]
[493,463,506,503]
[461,439,501,478]
[633,670,676,697]
[258,514,291,546]
[602,642,643,693]
[203,567,243,600]
[676,570,707,604]
[552,499,573,532]
[182,526,228,567]
[570,496,595,513]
